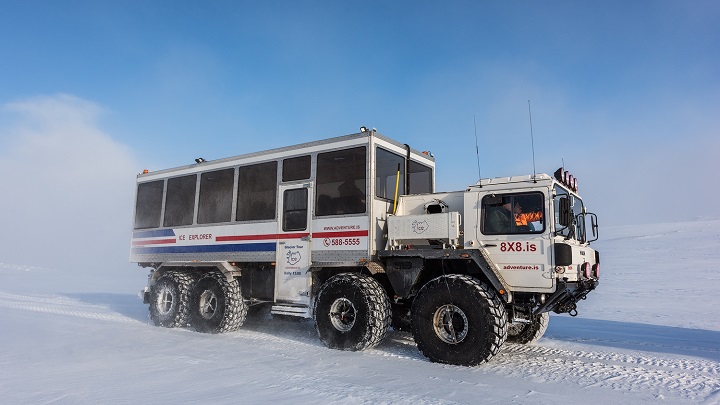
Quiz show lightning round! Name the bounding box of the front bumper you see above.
[533,279,598,316]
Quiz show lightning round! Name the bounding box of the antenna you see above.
[528,100,537,183]
[474,115,482,187]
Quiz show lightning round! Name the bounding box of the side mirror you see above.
[558,197,572,227]
[588,213,599,242]
[576,213,587,243]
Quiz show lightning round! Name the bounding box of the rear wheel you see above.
[411,275,507,366]
[313,273,391,351]
[189,271,247,333]
[507,312,549,344]
[148,271,193,328]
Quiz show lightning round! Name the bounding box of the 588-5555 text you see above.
[323,238,361,247]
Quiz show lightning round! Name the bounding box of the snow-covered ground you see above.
[1,220,719,404]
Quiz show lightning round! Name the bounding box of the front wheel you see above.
[313,273,391,351]
[188,271,247,333]
[411,275,507,366]
[507,312,549,344]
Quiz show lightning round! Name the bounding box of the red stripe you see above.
[216,230,367,242]
[312,230,369,238]
[132,238,177,246]
[216,232,310,242]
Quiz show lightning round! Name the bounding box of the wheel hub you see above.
[156,285,174,316]
[199,290,219,320]
[433,304,469,344]
[329,298,356,332]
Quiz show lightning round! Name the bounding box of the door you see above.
[477,190,553,290]
[275,184,313,305]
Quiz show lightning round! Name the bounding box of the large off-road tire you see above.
[507,312,549,344]
[313,273,392,351]
[148,271,193,328]
[188,271,247,333]
[411,274,507,366]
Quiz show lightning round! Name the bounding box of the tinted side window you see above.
[408,160,433,194]
[375,147,404,200]
[482,192,545,235]
[134,180,164,229]
[316,147,367,216]
[237,161,277,221]
[283,188,308,231]
[197,168,235,224]
[164,175,197,227]
[282,155,311,182]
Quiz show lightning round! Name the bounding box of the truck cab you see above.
[385,171,599,318]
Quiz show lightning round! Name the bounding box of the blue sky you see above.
[0,1,718,269]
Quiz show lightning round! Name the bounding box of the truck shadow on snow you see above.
[240,310,428,361]
[545,315,720,362]
[62,293,720,363]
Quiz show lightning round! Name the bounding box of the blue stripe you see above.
[131,242,276,255]
[133,229,176,239]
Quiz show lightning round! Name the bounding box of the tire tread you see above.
[190,270,247,333]
[314,273,391,351]
[149,270,194,328]
[411,274,508,365]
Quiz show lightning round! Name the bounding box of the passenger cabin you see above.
[131,131,435,306]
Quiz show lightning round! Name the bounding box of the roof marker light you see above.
[554,167,580,192]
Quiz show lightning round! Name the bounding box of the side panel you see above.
[311,215,371,264]
[482,236,553,291]
[130,222,279,263]
[386,192,465,249]
[387,212,461,248]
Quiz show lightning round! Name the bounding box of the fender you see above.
[378,248,512,303]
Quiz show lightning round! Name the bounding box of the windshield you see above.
[553,184,585,241]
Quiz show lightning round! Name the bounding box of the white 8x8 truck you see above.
[131,129,600,366]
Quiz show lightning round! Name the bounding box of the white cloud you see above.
[0,94,140,275]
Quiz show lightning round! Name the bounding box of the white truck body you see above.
[131,130,600,365]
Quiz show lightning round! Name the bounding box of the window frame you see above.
[282,188,308,231]
[134,180,165,229]
[197,168,235,225]
[407,159,433,195]
[375,147,405,201]
[315,146,367,217]
[481,191,546,235]
[163,174,198,228]
[236,161,278,222]
[282,155,311,182]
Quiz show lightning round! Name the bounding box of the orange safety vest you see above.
[515,212,543,226]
